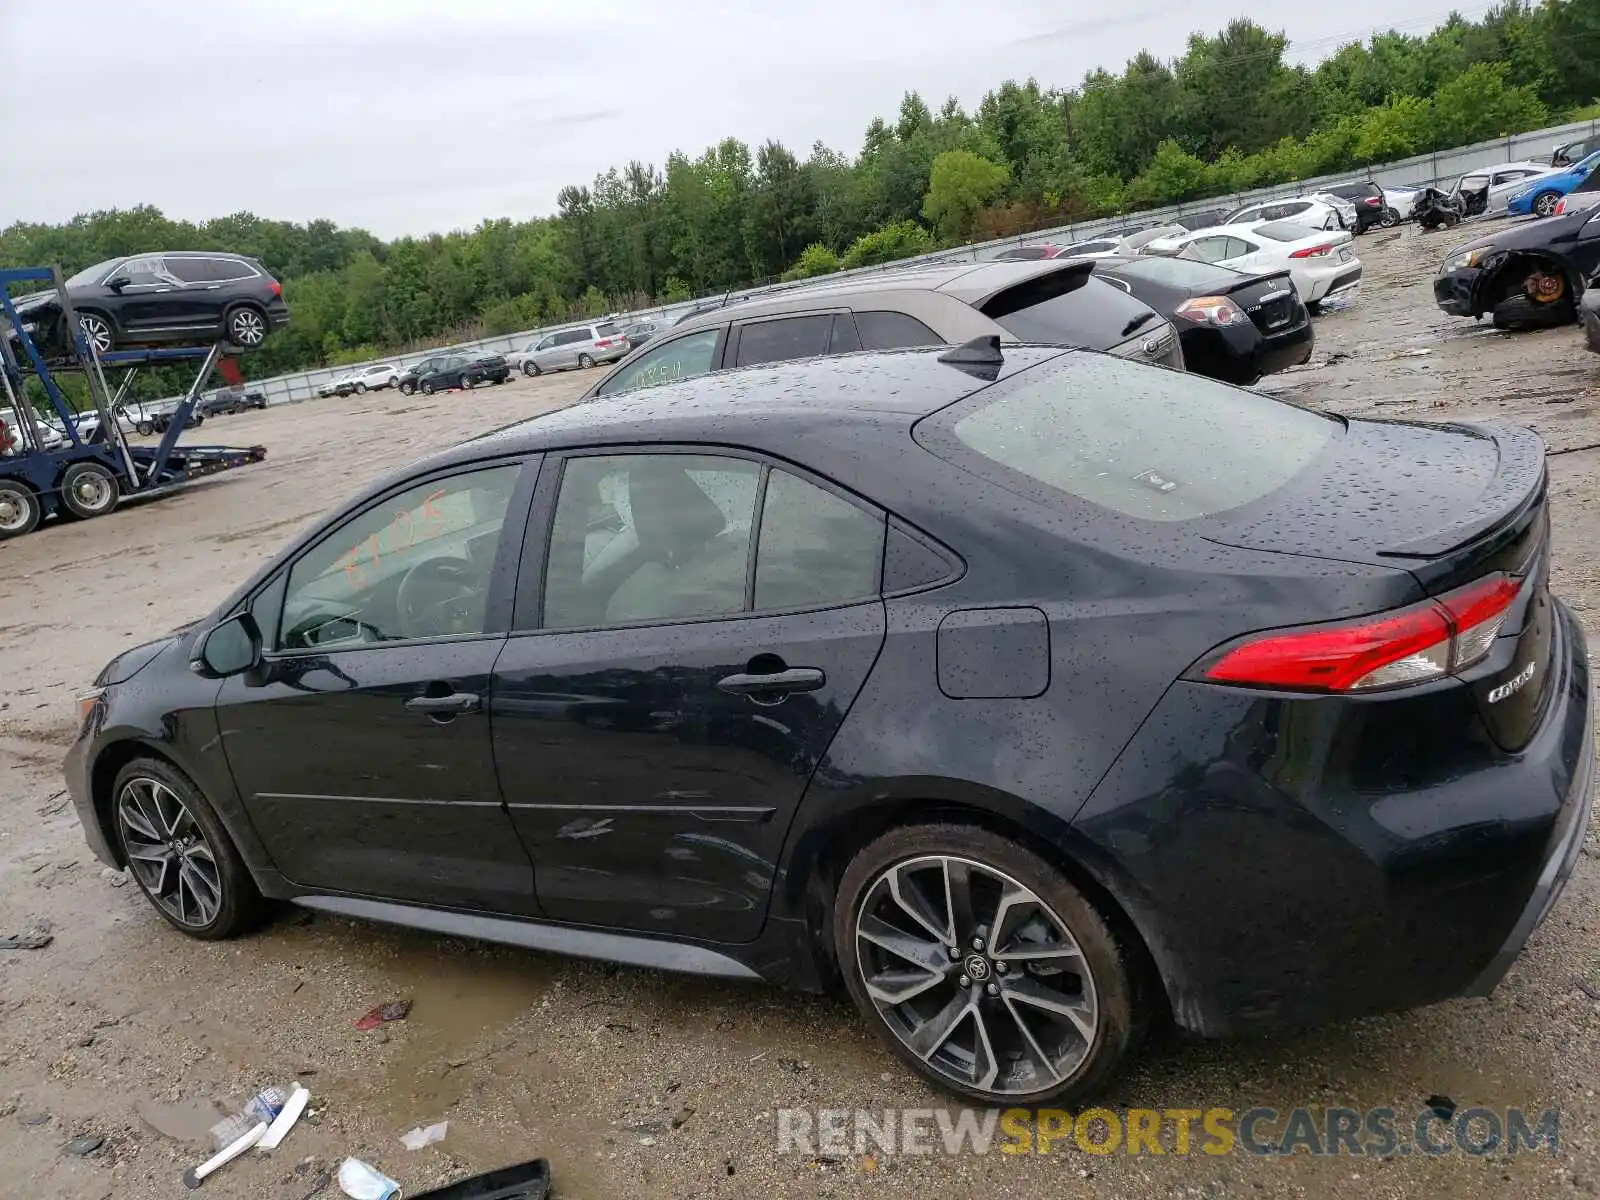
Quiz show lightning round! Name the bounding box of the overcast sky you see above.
[1,0,1477,240]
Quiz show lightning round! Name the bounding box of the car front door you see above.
[108,256,187,335]
[530,335,560,371]
[594,327,727,397]
[214,459,542,913]
[491,449,888,943]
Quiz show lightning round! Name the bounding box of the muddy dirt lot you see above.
[2,226,1599,1200]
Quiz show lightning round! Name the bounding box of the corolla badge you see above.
[1487,660,1536,704]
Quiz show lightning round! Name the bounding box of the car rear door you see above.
[215,458,542,913]
[727,311,851,366]
[491,448,888,943]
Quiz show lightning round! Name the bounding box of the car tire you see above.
[420,379,436,395]
[1306,299,1324,316]
[0,479,41,539]
[354,382,367,394]
[111,756,265,940]
[58,462,120,520]
[833,822,1147,1107]
[578,353,596,369]
[461,374,475,390]
[224,305,269,349]
[1533,191,1562,218]
[399,381,416,396]
[523,362,541,377]
[1379,207,1400,228]
[135,419,155,436]
[77,312,115,356]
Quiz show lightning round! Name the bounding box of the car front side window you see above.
[277,464,521,651]
[596,328,721,396]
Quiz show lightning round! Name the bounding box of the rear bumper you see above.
[1072,596,1594,1036]
[1178,318,1313,385]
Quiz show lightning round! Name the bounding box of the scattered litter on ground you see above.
[337,1157,401,1200]
[354,1000,411,1030]
[21,1112,50,1127]
[209,1084,291,1150]
[1575,977,1600,1001]
[1426,1094,1457,1121]
[400,1119,448,1150]
[0,930,52,950]
[99,867,128,888]
[408,1156,550,1199]
[64,1134,102,1156]
[1388,347,1433,359]
[258,1083,311,1151]
[184,1120,268,1189]
[671,1104,696,1130]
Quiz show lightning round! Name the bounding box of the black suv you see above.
[11,252,291,356]
[199,386,268,416]
[1325,182,1392,233]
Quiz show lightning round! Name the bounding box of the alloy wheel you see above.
[1536,193,1560,217]
[854,854,1099,1098]
[229,309,266,346]
[78,315,113,355]
[117,777,223,928]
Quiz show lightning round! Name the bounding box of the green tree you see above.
[921,151,1011,241]
[841,221,935,268]
[1429,61,1548,146]
[782,243,842,281]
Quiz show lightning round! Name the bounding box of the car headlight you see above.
[1442,247,1488,274]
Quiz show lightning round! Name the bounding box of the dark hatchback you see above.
[1084,255,1313,384]
[10,252,290,356]
[67,346,1593,1106]
[1434,206,1600,327]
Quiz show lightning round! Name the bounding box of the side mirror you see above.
[191,611,262,678]
[105,277,131,292]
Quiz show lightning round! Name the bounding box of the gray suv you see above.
[512,322,629,376]
[583,259,1183,400]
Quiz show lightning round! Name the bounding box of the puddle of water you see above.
[135,1096,227,1144]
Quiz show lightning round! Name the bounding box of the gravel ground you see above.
[1,224,1599,1199]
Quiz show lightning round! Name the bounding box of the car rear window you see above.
[996,246,1056,260]
[1254,221,1323,242]
[923,354,1336,523]
[596,323,622,337]
[1103,258,1244,289]
[983,273,1155,350]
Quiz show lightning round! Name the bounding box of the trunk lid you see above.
[1207,420,1553,749]
[1220,271,1303,335]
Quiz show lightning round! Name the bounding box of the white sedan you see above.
[1159,221,1363,309]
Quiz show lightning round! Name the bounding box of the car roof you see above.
[428,344,1072,469]
[662,259,1091,335]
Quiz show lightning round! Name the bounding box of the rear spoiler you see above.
[1379,423,1547,558]
[978,260,1096,320]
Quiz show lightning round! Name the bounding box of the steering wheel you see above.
[396,557,484,639]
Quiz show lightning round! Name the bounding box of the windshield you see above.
[986,275,1156,350]
[63,259,121,289]
[1106,258,1245,289]
[923,354,1337,524]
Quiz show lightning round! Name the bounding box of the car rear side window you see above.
[733,315,834,367]
[984,274,1154,350]
[925,354,1336,524]
[854,311,943,350]
[754,471,883,610]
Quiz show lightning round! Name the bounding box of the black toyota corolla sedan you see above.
[66,342,1594,1106]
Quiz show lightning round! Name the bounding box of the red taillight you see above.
[1203,573,1523,693]
[269,280,283,297]
[1555,198,1568,215]
[1290,244,1333,259]
[1364,196,1381,206]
